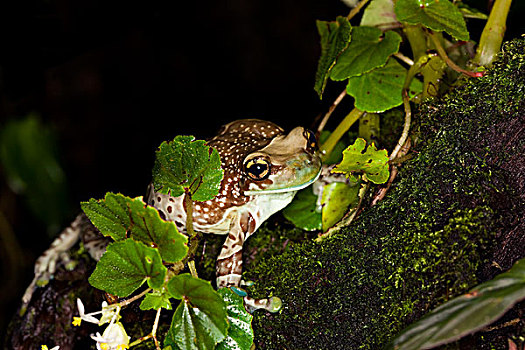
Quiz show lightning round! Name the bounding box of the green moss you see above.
[245,38,525,349]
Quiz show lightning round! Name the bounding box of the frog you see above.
[23,119,322,313]
[148,119,322,311]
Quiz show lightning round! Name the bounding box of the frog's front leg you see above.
[216,211,281,313]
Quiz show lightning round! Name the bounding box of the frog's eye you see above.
[303,129,317,150]
[244,157,271,180]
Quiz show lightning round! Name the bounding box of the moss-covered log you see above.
[245,38,525,349]
[5,38,525,349]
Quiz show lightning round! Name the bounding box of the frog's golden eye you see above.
[244,157,271,180]
[303,129,317,149]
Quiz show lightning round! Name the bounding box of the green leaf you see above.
[282,188,322,231]
[165,274,228,350]
[216,289,254,350]
[360,0,397,28]
[89,240,167,297]
[394,0,469,41]
[388,258,525,350]
[81,193,188,263]
[314,16,352,98]
[152,135,224,202]
[332,138,389,184]
[346,58,423,113]
[140,290,173,310]
[321,182,361,231]
[457,2,488,20]
[330,27,401,81]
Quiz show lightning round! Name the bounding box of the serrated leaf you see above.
[89,240,167,297]
[330,27,401,81]
[321,182,361,231]
[140,290,173,310]
[81,193,130,241]
[216,289,254,350]
[394,0,469,41]
[332,138,389,184]
[282,188,322,231]
[360,0,397,28]
[314,16,352,98]
[388,258,525,350]
[152,135,224,202]
[346,58,423,113]
[165,274,228,350]
[81,193,188,263]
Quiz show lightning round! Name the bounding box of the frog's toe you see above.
[240,279,255,287]
[244,295,282,314]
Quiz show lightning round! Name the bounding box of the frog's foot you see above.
[22,215,84,306]
[230,286,282,314]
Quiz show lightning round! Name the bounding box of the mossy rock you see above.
[245,38,525,349]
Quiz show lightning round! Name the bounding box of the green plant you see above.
[74,136,252,350]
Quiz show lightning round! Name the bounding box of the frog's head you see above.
[240,125,322,196]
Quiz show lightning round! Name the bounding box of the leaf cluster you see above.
[81,136,252,349]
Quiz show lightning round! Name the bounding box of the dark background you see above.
[0,0,523,339]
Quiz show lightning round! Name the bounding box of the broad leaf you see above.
[394,0,469,41]
[165,274,228,350]
[314,16,352,98]
[332,138,389,184]
[360,0,397,28]
[330,27,401,81]
[140,290,172,310]
[282,188,322,231]
[216,289,254,350]
[346,58,423,113]
[82,193,188,263]
[152,135,224,202]
[321,182,361,231]
[89,240,167,297]
[388,258,525,350]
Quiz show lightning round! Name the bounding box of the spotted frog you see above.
[148,119,321,310]
[23,119,322,312]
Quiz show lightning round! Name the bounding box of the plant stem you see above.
[347,0,370,21]
[188,260,198,278]
[183,192,196,239]
[317,88,347,133]
[428,31,483,78]
[473,0,513,66]
[320,107,364,162]
[403,25,427,62]
[151,307,162,350]
[118,288,152,307]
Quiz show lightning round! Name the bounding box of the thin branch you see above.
[428,31,484,78]
[317,89,347,133]
[347,0,371,21]
[390,90,412,161]
[118,287,152,307]
[394,52,414,66]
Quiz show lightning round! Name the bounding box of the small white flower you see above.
[98,301,121,326]
[75,298,100,324]
[91,322,130,350]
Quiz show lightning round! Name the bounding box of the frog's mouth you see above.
[244,167,322,196]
